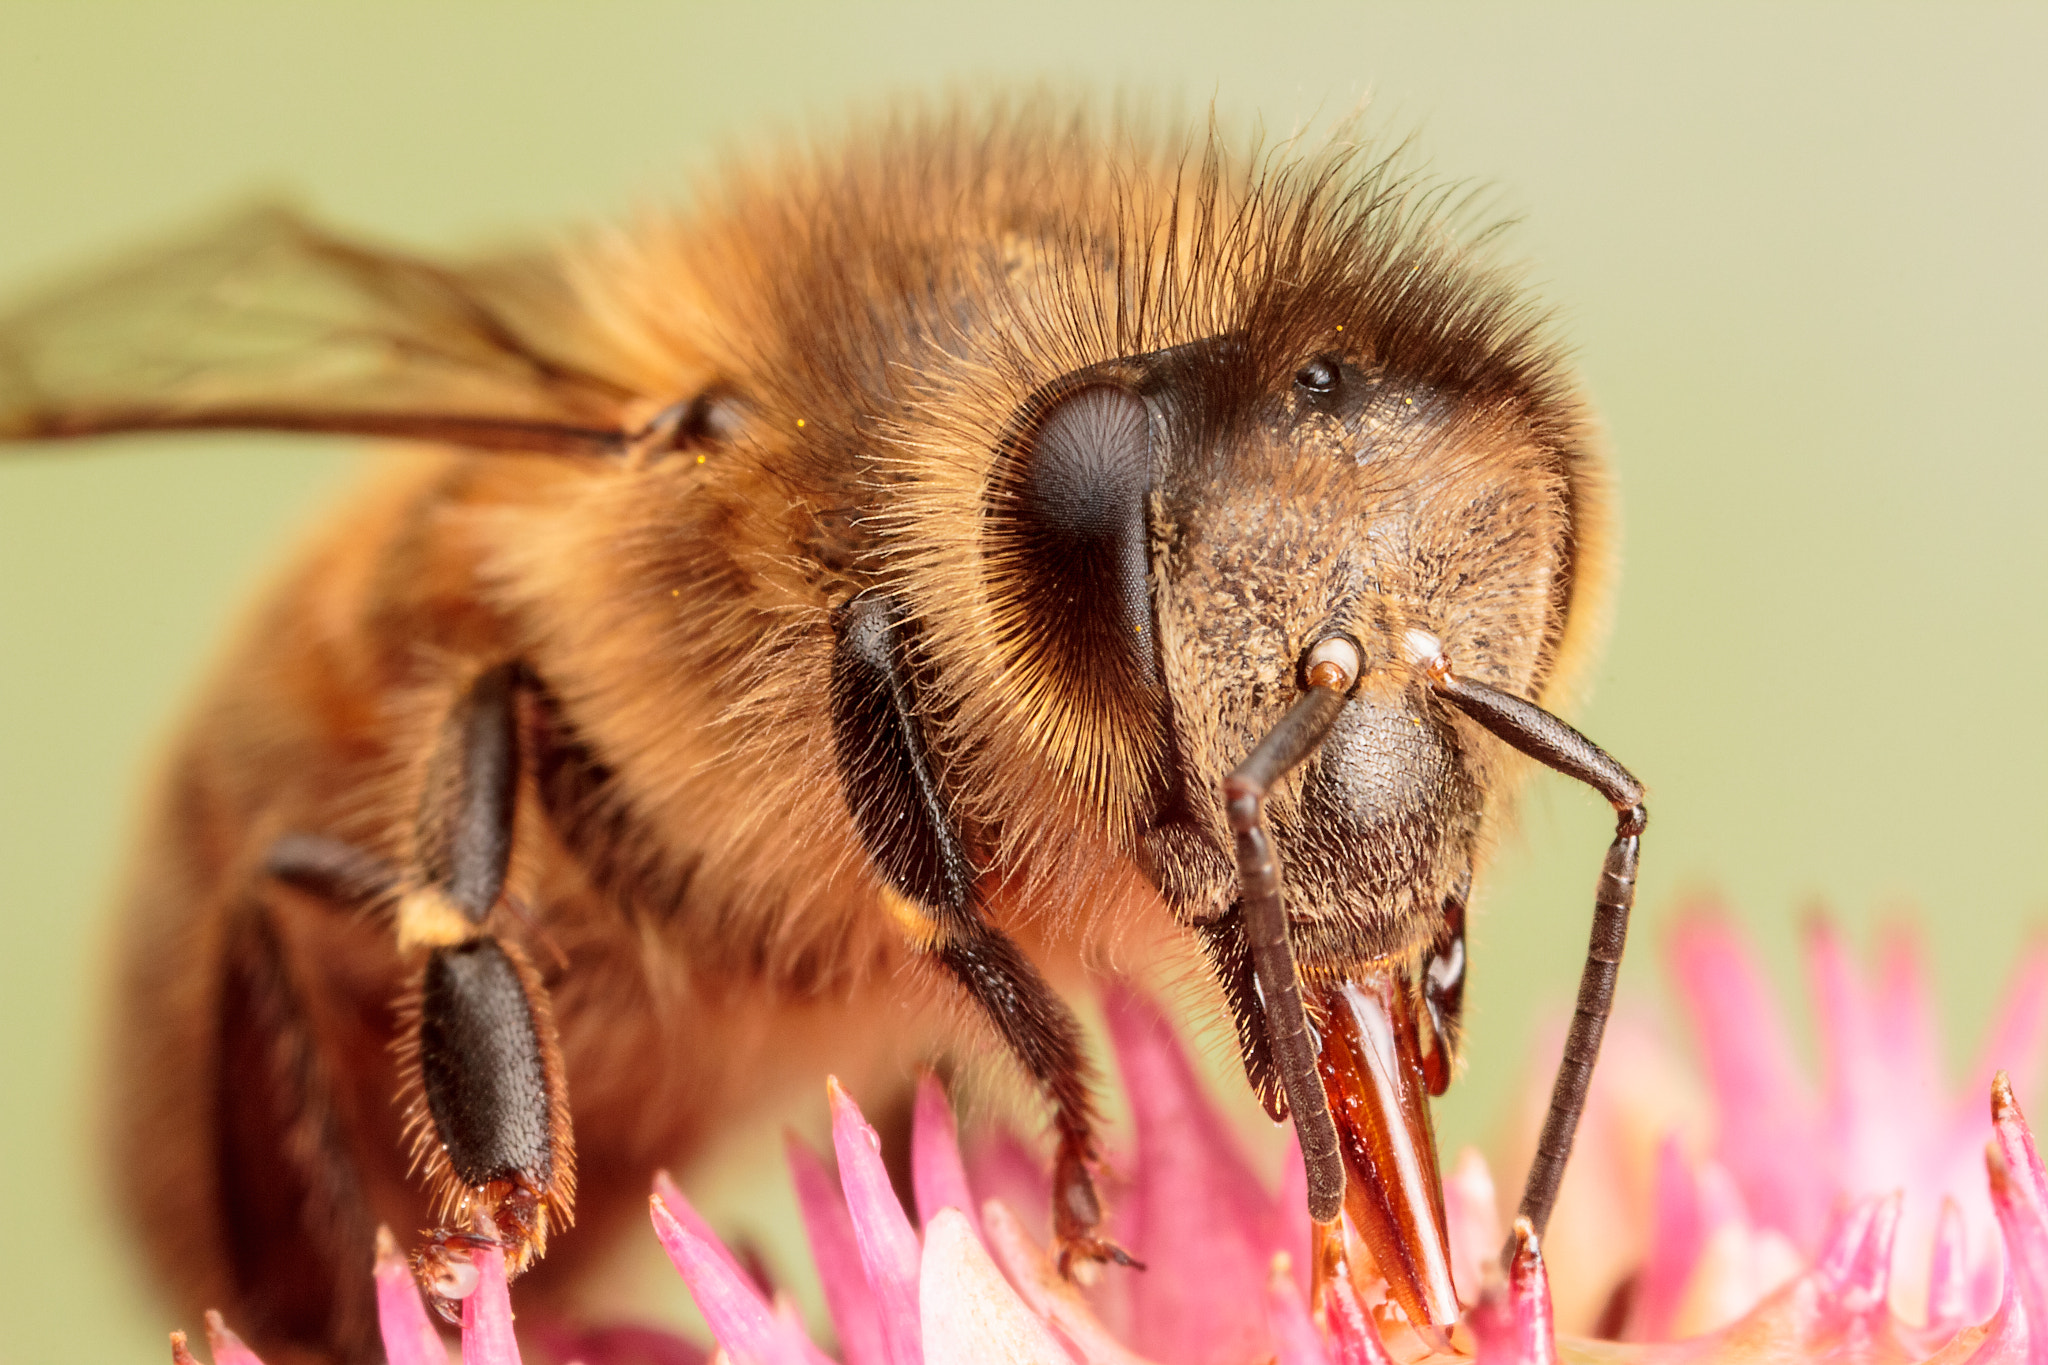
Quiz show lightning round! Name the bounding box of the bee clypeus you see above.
[1,100,1642,1364]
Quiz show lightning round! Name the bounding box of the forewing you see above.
[0,207,640,456]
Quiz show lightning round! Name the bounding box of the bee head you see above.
[983,320,1593,969]
[975,307,1601,1328]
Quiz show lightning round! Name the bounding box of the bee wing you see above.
[0,206,643,457]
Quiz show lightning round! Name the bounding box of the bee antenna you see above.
[1421,652,1645,1263]
[1222,633,1361,1226]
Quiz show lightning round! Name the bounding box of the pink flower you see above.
[168,913,2048,1365]
[1517,912,2048,1348]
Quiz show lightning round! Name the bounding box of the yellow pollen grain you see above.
[796,418,806,428]
[696,454,706,464]
[395,889,477,953]
[881,887,944,951]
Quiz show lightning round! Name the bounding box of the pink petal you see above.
[967,1130,1051,1246]
[788,1136,889,1365]
[1837,1190,1903,1318]
[1809,1196,1881,1294]
[375,1227,452,1365]
[1669,914,1827,1247]
[1752,1192,1905,1348]
[1262,1257,1329,1365]
[1444,1147,1502,1309]
[1992,1075,2048,1218]
[1950,960,2048,1319]
[912,1073,979,1236]
[918,1208,1073,1365]
[1872,926,1945,1114]
[1626,1135,1704,1340]
[830,1077,924,1365]
[650,1192,817,1365]
[1978,1078,2048,1365]
[461,1243,522,1365]
[1971,1135,2048,1365]
[980,1199,1158,1365]
[776,1297,820,1345]
[1468,1219,1556,1365]
[654,1172,759,1291]
[1809,922,1934,1214]
[1926,1197,1972,1339]
[1663,1206,1804,1338]
[1102,986,1275,1365]
[202,1311,266,1365]
[1321,1275,1394,1365]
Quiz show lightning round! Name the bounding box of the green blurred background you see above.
[2,4,2044,1361]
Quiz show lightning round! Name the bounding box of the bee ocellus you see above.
[0,100,1643,1364]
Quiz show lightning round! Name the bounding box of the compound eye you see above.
[984,382,1162,763]
[1022,384,1152,542]
[1295,356,1340,396]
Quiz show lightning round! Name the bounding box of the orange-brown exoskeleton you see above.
[1,100,1643,1363]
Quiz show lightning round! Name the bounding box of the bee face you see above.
[980,322,1586,965]
[947,272,1613,1325]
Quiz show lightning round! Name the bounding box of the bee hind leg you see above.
[391,661,576,1309]
[209,893,384,1363]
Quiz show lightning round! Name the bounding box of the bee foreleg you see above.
[927,917,1138,1275]
[829,595,1131,1275]
[389,661,574,1304]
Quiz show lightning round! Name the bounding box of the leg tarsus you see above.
[1050,1134,1144,1275]
[829,596,1135,1276]
[410,1229,496,1319]
[407,1172,554,1318]
[931,922,1135,1276]
[215,898,383,1361]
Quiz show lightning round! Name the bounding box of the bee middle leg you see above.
[386,660,575,1305]
[829,595,1130,1273]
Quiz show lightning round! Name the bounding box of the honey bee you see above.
[1,100,1643,1363]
